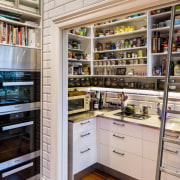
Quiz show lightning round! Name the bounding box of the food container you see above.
[105,78,111,87]
[111,78,118,88]
[93,78,99,86]
[118,79,125,88]
[98,78,104,87]
[80,78,86,87]
[85,78,91,86]
[68,78,75,88]
[74,78,80,87]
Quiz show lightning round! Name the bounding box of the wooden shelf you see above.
[94,29,147,39]
[94,15,147,28]
[94,46,147,53]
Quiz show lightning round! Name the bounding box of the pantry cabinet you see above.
[67,7,180,89]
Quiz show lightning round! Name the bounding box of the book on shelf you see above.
[0,20,37,47]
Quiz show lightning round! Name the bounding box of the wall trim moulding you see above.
[53,0,180,29]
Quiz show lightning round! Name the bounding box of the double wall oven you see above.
[0,46,41,179]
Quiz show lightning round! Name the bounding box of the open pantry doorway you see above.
[49,0,180,180]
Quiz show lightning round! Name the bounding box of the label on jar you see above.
[94,103,98,109]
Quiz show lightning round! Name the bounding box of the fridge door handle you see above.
[2,121,34,131]
[2,162,34,178]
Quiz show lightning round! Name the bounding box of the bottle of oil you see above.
[152,32,157,53]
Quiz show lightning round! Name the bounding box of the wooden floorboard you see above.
[79,170,121,180]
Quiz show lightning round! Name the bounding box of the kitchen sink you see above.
[113,112,151,120]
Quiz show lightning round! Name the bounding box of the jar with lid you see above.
[98,78,104,87]
[68,78,75,88]
[124,39,129,48]
[74,78,81,87]
[78,64,83,75]
[111,78,118,88]
[85,78,91,86]
[80,78,86,87]
[118,79,124,88]
[105,78,111,87]
[93,78,99,86]
[158,79,165,90]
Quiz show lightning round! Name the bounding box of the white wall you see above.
[42,1,109,179]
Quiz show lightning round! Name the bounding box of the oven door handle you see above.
[2,162,34,178]
[2,81,34,86]
[2,121,34,131]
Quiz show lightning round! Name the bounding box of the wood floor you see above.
[79,170,121,180]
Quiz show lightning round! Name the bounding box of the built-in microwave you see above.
[68,95,90,115]
[0,109,40,171]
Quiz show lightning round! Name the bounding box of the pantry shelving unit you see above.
[68,8,180,82]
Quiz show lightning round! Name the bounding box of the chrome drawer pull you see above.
[113,122,125,126]
[113,134,125,139]
[2,162,33,178]
[164,148,178,154]
[165,134,179,139]
[80,121,90,125]
[80,148,90,153]
[113,150,125,156]
[80,133,91,137]
[3,81,34,86]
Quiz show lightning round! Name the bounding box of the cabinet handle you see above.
[80,148,90,153]
[80,121,90,125]
[165,134,179,139]
[80,133,91,137]
[113,122,125,126]
[113,134,125,139]
[164,148,178,154]
[113,150,125,156]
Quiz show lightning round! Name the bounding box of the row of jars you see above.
[93,59,147,66]
[68,77,155,89]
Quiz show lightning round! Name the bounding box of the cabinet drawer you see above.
[110,147,142,180]
[143,140,158,161]
[142,158,156,180]
[110,120,142,138]
[74,118,96,135]
[162,144,180,170]
[74,129,97,150]
[99,129,142,156]
[73,145,97,174]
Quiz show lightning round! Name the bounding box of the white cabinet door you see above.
[110,147,142,180]
[99,129,142,156]
[142,158,156,180]
[143,140,158,161]
[143,126,160,143]
[98,143,110,167]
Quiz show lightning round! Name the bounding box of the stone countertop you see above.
[68,109,180,133]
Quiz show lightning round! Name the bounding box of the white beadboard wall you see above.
[42,0,108,179]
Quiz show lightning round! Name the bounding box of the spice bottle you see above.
[152,32,157,53]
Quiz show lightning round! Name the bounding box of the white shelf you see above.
[93,75,147,78]
[151,9,180,19]
[151,52,180,55]
[94,64,147,67]
[151,25,180,32]
[0,16,40,28]
[68,75,91,78]
[0,4,41,20]
[68,58,92,62]
[93,57,147,61]
[94,29,147,39]
[94,46,147,53]
[68,33,91,40]
[94,15,147,28]
[0,43,41,49]
[68,48,83,52]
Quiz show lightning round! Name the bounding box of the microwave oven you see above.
[68,95,90,115]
